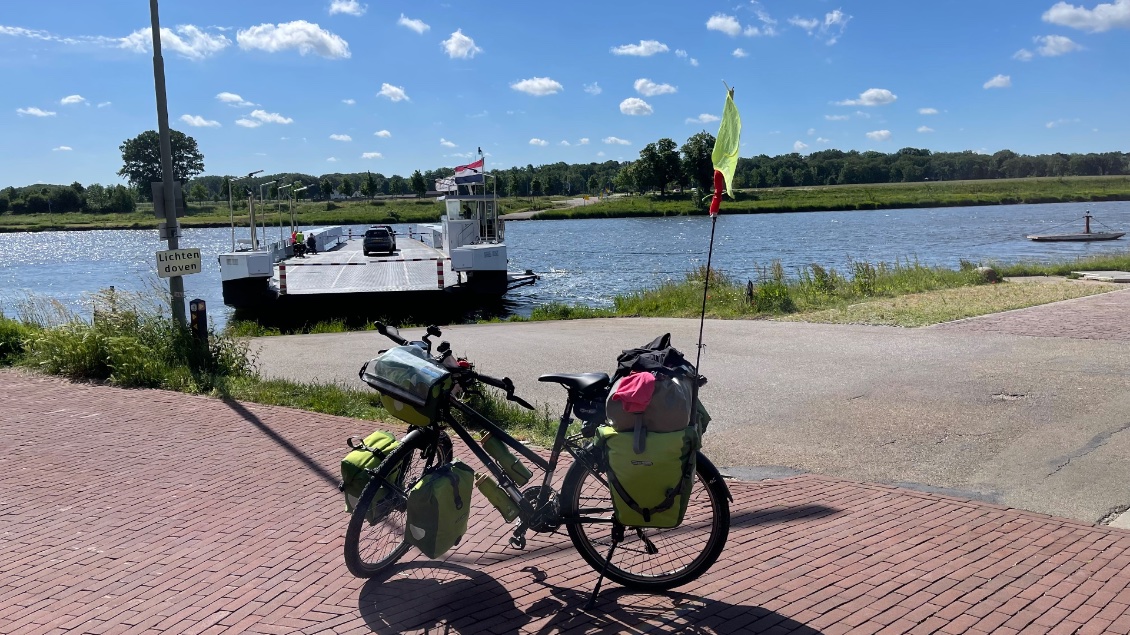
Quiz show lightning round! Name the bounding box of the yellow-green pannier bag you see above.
[595,426,700,528]
[404,460,474,558]
[361,345,455,426]
[339,429,400,518]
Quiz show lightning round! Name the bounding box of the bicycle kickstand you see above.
[584,524,624,611]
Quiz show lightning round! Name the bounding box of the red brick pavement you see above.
[5,369,1130,634]
[930,287,1130,341]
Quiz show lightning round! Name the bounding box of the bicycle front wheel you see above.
[562,450,730,591]
[343,428,450,578]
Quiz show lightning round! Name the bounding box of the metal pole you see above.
[227,176,235,251]
[149,0,185,325]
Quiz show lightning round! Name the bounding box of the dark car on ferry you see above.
[363,227,395,256]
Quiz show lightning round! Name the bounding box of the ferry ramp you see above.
[272,237,454,294]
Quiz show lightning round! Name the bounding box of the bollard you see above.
[279,262,288,295]
[188,299,208,341]
[436,260,445,289]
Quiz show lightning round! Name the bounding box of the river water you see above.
[1,201,1127,328]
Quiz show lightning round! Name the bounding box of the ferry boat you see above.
[216,175,536,321]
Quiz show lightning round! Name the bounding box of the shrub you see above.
[0,316,33,364]
[751,280,796,313]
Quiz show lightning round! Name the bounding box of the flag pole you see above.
[694,214,718,373]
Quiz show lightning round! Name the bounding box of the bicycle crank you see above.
[520,486,561,533]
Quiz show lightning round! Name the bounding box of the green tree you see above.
[52,187,83,212]
[117,129,205,197]
[85,184,107,212]
[0,196,8,214]
[189,182,208,207]
[70,181,84,195]
[25,193,49,214]
[388,175,405,195]
[680,132,716,198]
[587,174,600,194]
[319,178,334,199]
[220,176,231,199]
[341,176,355,197]
[531,178,543,197]
[108,185,137,214]
[410,170,427,197]
[614,162,637,194]
[361,171,376,197]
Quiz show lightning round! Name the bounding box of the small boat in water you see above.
[1026,212,1125,242]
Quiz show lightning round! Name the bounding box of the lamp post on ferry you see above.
[278,183,293,238]
[227,170,262,251]
[293,185,310,233]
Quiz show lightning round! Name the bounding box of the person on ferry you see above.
[294,231,306,257]
[306,233,317,255]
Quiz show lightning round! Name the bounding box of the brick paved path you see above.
[931,287,1130,341]
[5,370,1130,634]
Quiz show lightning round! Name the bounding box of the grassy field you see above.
[536,176,1130,219]
[0,197,545,232]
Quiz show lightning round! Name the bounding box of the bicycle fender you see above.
[695,452,733,503]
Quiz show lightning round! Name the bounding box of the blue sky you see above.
[2,0,1129,187]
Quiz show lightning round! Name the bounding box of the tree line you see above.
[5,127,1129,217]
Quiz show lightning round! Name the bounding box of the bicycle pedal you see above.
[508,535,526,549]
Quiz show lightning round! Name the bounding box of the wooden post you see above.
[279,262,287,295]
[436,260,445,289]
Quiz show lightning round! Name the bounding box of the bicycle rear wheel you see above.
[562,450,730,591]
[343,428,451,578]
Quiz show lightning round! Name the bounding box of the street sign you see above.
[155,248,202,278]
[151,181,186,218]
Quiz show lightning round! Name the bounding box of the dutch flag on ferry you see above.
[454,158,485,185]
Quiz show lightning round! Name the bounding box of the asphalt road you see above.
[249,296,1130,524]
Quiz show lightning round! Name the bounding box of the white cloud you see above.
[180,114,221,127]
[235,118,261,128]
[837,88,897,106]
[1043,0,1130,32]
[511,77,563,96]
[118,25,231,60]
[559,140,571,146]
[52,146,72,151]
[397,14,429,34]
[327,157,338,162]
[685,113,720,124]
[60,95,85,105]
[579,138,590,145]
[619,97,653,116]
[330,133,351,141]
[442,29,482,59]
[361,152,382,159]
[237,21,350,59]
[917,126,934,133]
[918,107,939,115]
[634,78,677,96]
[1013,48,1034,61]
[583,82,602,95]
[690,58,699,66]
[1046,118,1081,128]
[440,138,457,148]
[603,136,631,145]
[983,74,1011,89]
[866,130,892,142]
[97,101,111,108]
[789,16,820,31]
[529,138,549,146]
[807,128,816,135]
[610,40,668,56]
[378,83,409,102]
[342,98,355,105]
[250,109,293,124]
[825,114,850,121]
[597,151,606,157]
[328,0,366,16]
[374,130,391,138]
[675,49,688,57]
[707,14,742,36]
[216,92,255,107]
[794,140,809,152]
[855,110,872,119]
[16,107,55,117]
[816,137,830,143]
[1035,34,1082,56]
[732,48,749,58]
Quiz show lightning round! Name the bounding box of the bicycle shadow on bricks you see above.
[221,397,340,488]
[728,504,840,530]
[520,566,826,635]
[358,561,533,634]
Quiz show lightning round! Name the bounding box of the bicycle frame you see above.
[439,392,615,537]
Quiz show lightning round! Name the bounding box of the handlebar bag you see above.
[405,460,475,558]
[362,345,454,427]
[595,425,700,528]
[340,429,400,521]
